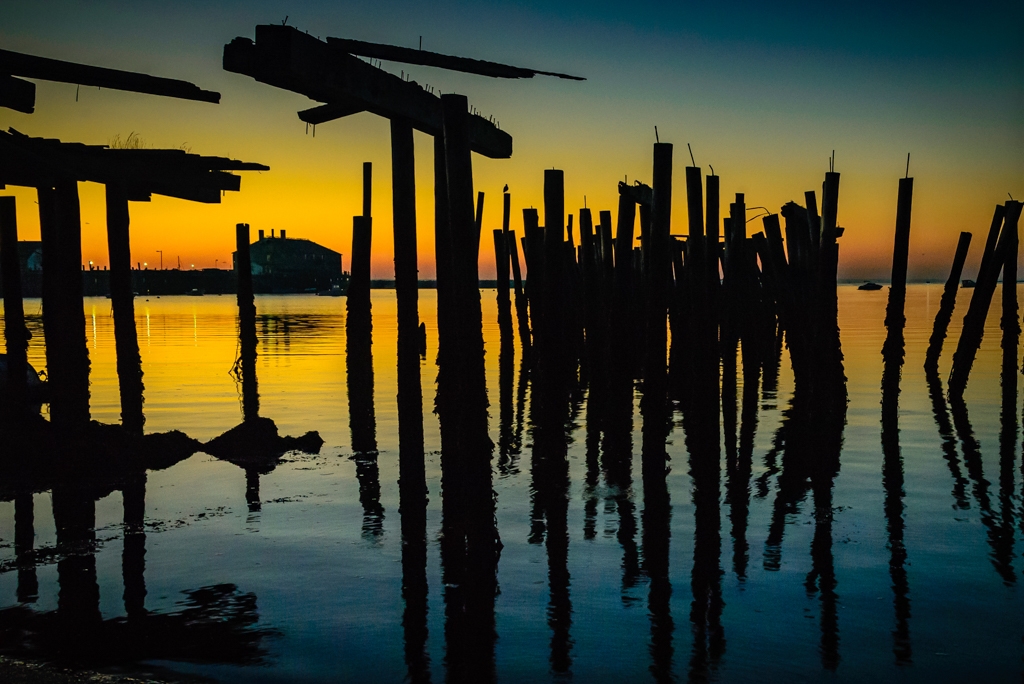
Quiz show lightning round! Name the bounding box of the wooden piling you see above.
[642,143,672,448]
[705,172,720,294]
[949,203,1020,396]
[1001,202,1019,369]
[493,228,513,342]
[390,120,419,352]
[39,181,90,434]
[441,93,489,447]
[541,169,566,387]
[507,230,532,357]
[235,222,259,422]
[924,232,972,371]
[349,216,373,305]
[882,176,914,361]
[362,161,372,218]
[104,183,145,434]
[0,196,29,419]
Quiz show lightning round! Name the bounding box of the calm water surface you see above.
[0,285,1021,682]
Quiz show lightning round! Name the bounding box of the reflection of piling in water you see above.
[105,183,145,434]
[14,492,38,604]
[925,370,971,510]
[1,196,30,421]
[529,410,574,677]
[122,473,147,619]
[234,222,259,422]
[949,394,1016,584]
[727,339,760,581]
[52,486,102,638]
[949,202,1021,396]
[39,181,91,435]
[925,232,972,372]
[683,393,724,683]
[880,350,912,665]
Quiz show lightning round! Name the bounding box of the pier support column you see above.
[234,223,259,421]
[105,183,145,434]
[1,196,30,420]
[38,181,90,435]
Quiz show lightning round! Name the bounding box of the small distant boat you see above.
[317,283,348,297]
[187,288,205,296]
[858,282,883,291]
[962,279,976,288]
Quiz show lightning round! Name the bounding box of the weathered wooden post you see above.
[391,122,419,348]
[0,196,29,420]
[39,180,91,434]
[948,204,1018,396]
[924,232,972,371]
[441,93,489,448]
[542,169,566,387]
[507,231,531,358]
[105,183,145,434]
[882,176,914,365]
[391,120,424,472]
[1001,201,1019,378]
[705,172,720,292]
[235,222,259,422]
[642,143,672,452]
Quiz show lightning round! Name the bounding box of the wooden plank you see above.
[0,75,35,113]
[297,100,364,124]
[326,37,584,81]
[224,26,513,159]
[0,47,219,104]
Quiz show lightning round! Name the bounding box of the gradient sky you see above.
[1,0,1021,280]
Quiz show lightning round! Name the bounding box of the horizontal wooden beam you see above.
[0,48,220,105]
[0,128,265,203]
[326,37,585,81]
[0,75,35,113]
[224,26,513,159]
[297,100,365,125]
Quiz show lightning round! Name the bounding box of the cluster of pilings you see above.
[485,143,849,463]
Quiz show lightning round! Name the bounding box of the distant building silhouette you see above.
[233,230,346,294]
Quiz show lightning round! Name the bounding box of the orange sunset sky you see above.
[2,1,1021,281]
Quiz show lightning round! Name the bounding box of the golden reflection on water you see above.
[0,284,1013,444]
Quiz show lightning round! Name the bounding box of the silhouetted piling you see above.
[949,203,1020,396]
[234,223,259,422]
[0,196,29,420]
[507,230,532,359]
[440,93,489,453]
[493,228,513,345]
[882,177,914,368]
[39,181,91,435]
[105,183,145,434]
[1001,201,1019,379]
[642,144,672,455]
[925,232,972,372]
[391,120,420,357]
